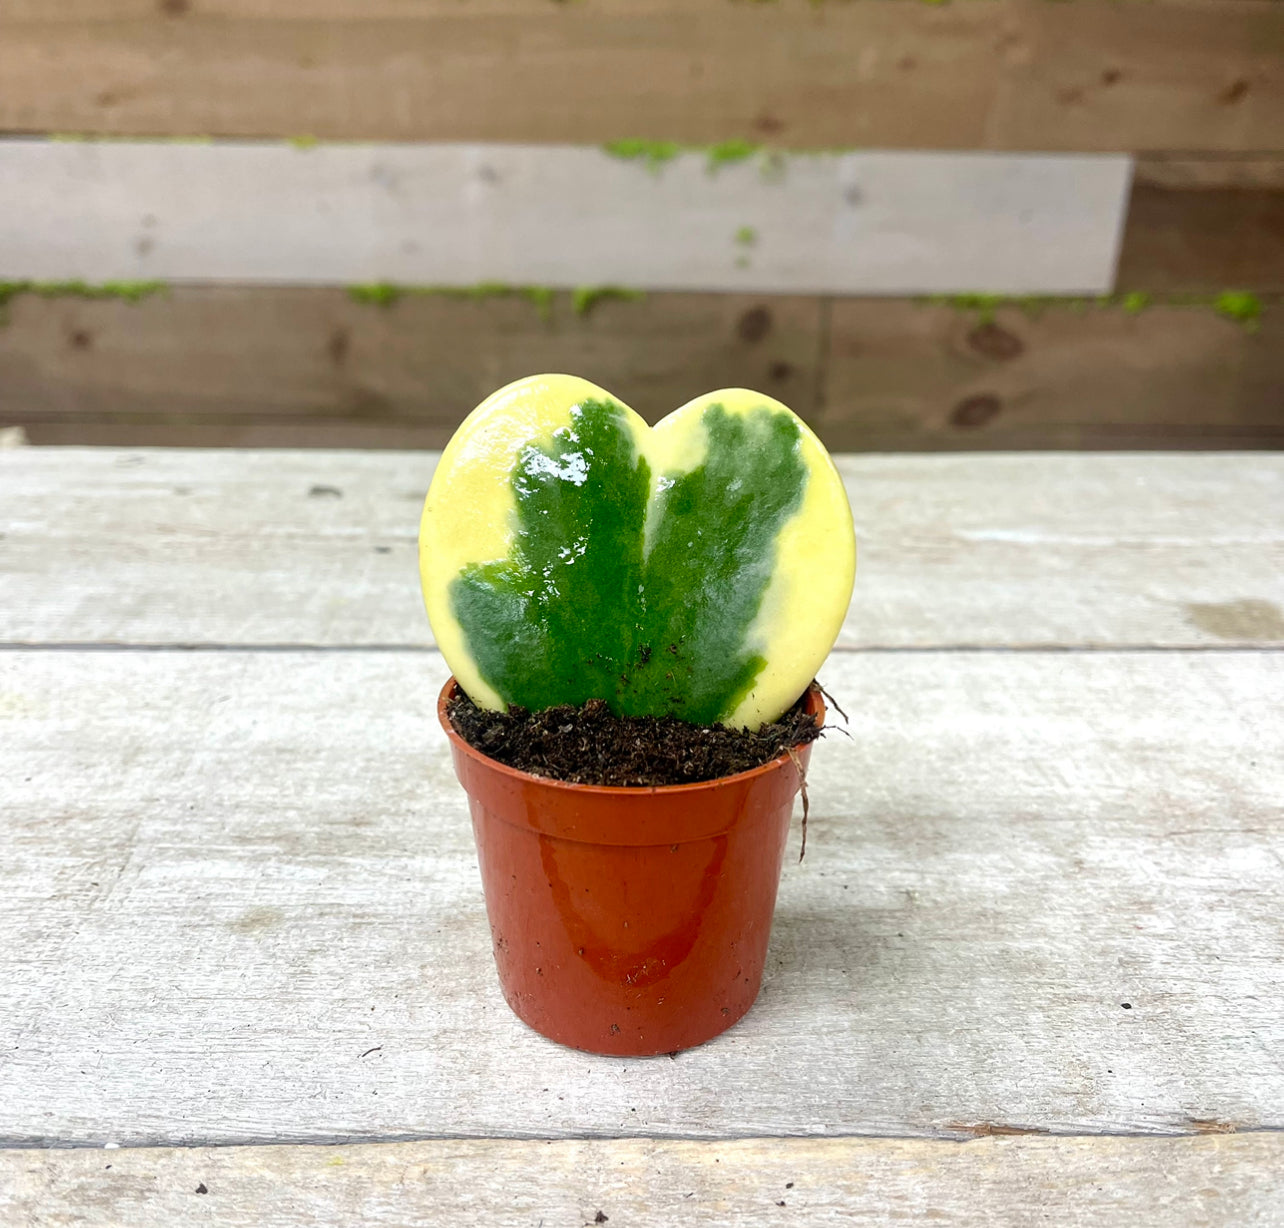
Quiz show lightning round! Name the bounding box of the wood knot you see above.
[327,327,350,366]
[967,322,1024,361]
[949,394,1003,428]
[736,305,773,344]
[1219,79,1250,105]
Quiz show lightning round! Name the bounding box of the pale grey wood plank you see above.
[3,1134,1282,1228]
[2,449,1282,648]
[1,649,1280,1145]
[0,142,1129,294]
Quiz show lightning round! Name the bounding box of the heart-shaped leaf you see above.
[420,375,855,729]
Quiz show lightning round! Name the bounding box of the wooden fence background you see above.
[0,0,1281,450]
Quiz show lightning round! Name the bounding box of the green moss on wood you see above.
[924,290,1270,331]
[346,283,644,321]
[570,286,645,317]
[348,282,401,307]
[604,138,768,176]
[603,139,683,172]
[1213,291,1262,329]
[524,286,556,320]
[0,280,167,308]
[706,140,761,172]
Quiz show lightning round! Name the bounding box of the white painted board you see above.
[2,449,1282,649]
[3,1134,1282,1228]
[1,649,1281,1146]
[0,141,1131,294]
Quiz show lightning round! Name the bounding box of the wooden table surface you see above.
[1,448,1282,1226]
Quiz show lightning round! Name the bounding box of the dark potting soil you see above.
[447,687,823,788]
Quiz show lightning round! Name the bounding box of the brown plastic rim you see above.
[438,678,824,1056]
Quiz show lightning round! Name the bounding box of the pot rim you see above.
[437,676,825,798]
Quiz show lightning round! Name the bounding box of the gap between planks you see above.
[3,1125,1284,1153]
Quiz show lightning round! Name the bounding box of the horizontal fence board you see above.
[0,286,826,432]
[2,449,1283,650]
[2,289,1280,451]
[0,1,1279,152]
[822,299,1284,451]
[5,142,1281,298]
[0,142,1131,294]
[4,1135,1283,1228]
[1118,185,1284,293]
[1,648,1282,1144]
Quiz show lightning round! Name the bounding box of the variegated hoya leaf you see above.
[419,375,855,730]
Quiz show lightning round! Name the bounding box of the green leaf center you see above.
[449,397,806,724]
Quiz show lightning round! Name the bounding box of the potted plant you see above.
[420,375,856,1055]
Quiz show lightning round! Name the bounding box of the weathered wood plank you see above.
[2,147,1278,301]
[822,300,1284,451]
[4,291,1282,452]
[0,649,1281,1145]
[0,141,1130,294]
[0,287,824,435]
[3,450,1283,650]
[988,0,1282,155]
[1117,185,1284,293]
[0,1,1278,152]
[3,1134,1282,1228]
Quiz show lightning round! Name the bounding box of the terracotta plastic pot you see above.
[438,678,823,1056]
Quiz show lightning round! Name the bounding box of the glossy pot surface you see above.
[439,678,822,1055]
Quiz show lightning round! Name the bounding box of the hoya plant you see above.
[419,375,856,730]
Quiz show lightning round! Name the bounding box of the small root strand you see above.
[814,680,849,724]
[787,746,810,863]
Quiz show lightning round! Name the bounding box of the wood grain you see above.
[0,1,1279,152]
[1133,156,1284,192]
[4,291,1282,451]
[822,299,1284,451]
[1118,185,1284,293]
[3,1134,1283,1227]
[2,450,1283,650]
[0,141,1130,294]
[2,142,1281,298]
[1,648,1282,1145]
[0,286,825,437]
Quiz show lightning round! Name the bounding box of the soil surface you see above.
[447,686,822,787]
